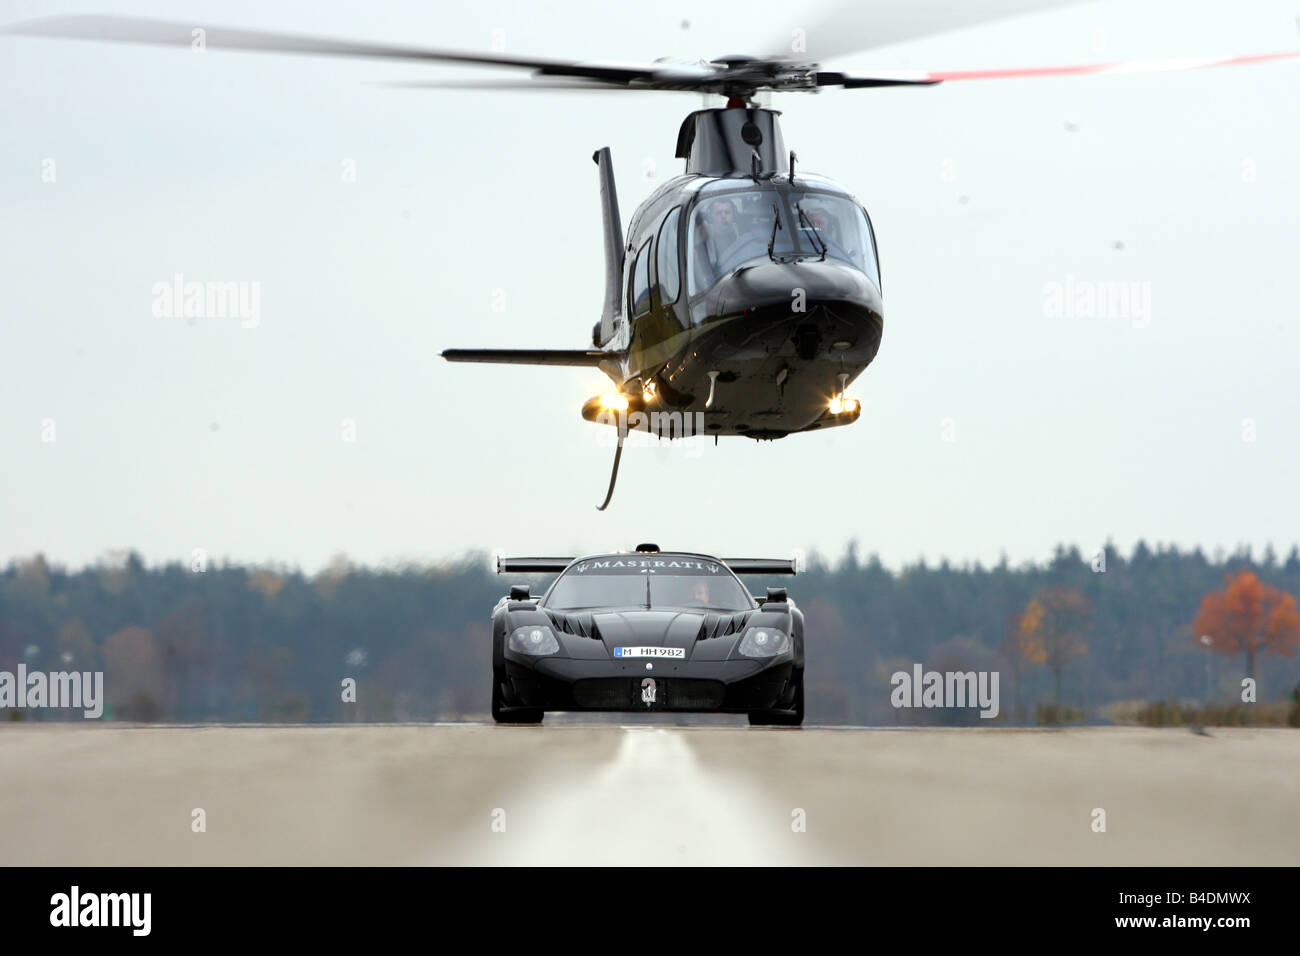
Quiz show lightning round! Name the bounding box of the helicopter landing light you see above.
[600,392,629,411]
[829,395,859,416]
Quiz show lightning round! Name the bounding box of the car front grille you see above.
[572,678,726,711]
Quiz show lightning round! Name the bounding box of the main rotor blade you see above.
[828,49,1300,86]
[763,0,1095,62]
[377,79,665,92]
[3,14,659,84]
[814,72,941,89]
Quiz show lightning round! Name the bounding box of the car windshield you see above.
[687,186,879,294]
[544,556,753,611]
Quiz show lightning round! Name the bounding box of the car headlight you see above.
[508,625,560,656]
[737,626,790,658]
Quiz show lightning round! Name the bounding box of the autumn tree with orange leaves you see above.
[1016,587,1091,706]
[1192,570,1300,687]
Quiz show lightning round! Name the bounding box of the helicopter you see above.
[9,7,1297,509]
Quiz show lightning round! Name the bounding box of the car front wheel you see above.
[491,668,543,724]
[747,669,803,727]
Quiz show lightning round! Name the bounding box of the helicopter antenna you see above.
[750,149,762,184]
[789,150,797,186]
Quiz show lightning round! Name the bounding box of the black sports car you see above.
[490,544,803,726]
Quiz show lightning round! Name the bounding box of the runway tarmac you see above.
[1,724,1296,865]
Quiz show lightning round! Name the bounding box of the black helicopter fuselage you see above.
[587,166,883,440]
[446,106,884,442]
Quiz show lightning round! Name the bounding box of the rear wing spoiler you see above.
[721,558,798,575]
[496,557,574,574]
[495,556,799,574]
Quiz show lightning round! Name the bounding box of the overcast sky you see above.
[2,0,1298,573]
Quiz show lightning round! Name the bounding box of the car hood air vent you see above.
[545,610,603,640]
[697,610,754,641]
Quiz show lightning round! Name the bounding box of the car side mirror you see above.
[509,584,531,601]
[765,587,787,604]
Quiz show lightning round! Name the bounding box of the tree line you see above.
[2,542,1298,725]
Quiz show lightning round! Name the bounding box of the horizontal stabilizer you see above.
[442,349,607,367]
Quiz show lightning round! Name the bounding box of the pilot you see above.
[693,198,743,288]
[803,204,835,242]
[705,198,741,249]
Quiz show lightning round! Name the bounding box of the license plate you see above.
[614,646,684,659]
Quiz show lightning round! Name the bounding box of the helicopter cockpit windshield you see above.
[686,185,880,296]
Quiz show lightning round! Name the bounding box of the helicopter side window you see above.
[862,206,882,291]
[630,238,652,318]
[656,208,681,305]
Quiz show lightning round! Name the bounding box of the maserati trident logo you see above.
[641,677,657,706]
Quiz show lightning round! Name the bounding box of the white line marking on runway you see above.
[436,728,829,865]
